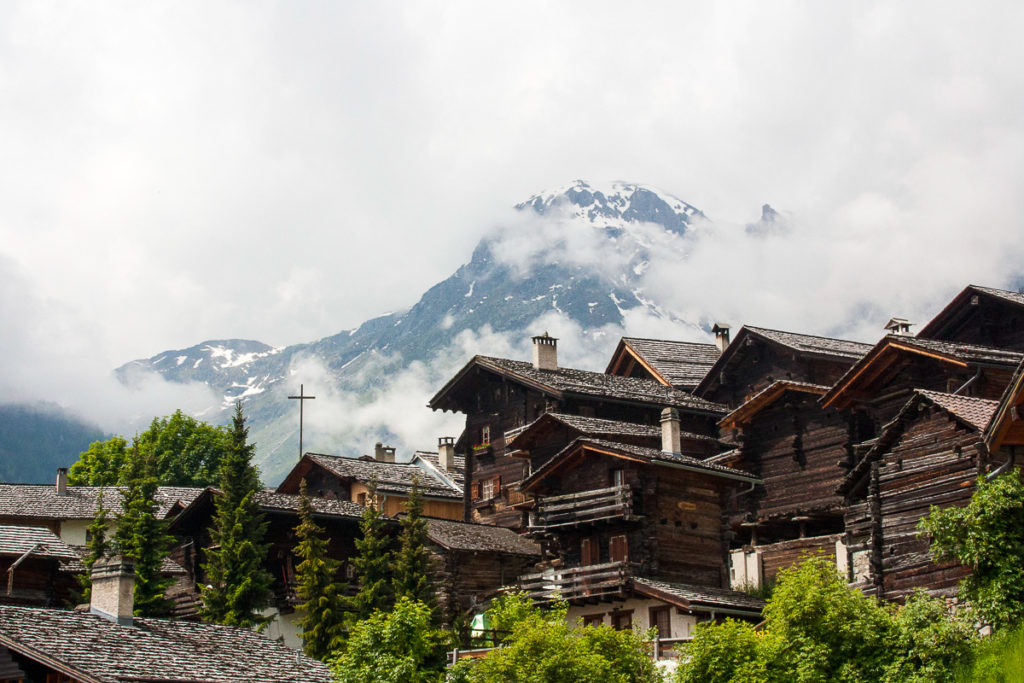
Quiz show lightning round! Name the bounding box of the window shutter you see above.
[494,476,501,495]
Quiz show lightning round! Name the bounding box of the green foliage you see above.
[673,556,974,683]
[347,480,395,623]
[293,479,348,661]
[391,479,435,614]
[69,409,231,487]
[113,441,176,617]
[72,490,111,605]
[920,471,1024,630]
[200,402,274,628]
[954,621,1024,682]
[332,597,454,683]
[454,592,661,683]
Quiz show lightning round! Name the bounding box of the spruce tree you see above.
[293,478,347,660]
[200,402,274,627]
[73,490,111,604]
[114,441,175,617]
[392,478,436,615]
[348,479,394,622]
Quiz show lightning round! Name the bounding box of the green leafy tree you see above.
[920,471,1024,629]
[455,593,660,683]
[200,402,274,627]
[392,479,435,613]
[348,479,395,623]
[72,490,111,605]
[69,410,231,487]
[293,478,347,660]
[885,591,974,683]
[114,441,176,617]
[332,597,454,683]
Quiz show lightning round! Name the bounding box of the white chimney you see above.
[374,442,396,463]
[884,318,913,336]
[532,332,558,371]
[56,468,68,496]
[661,407,682,454]
[712,323,731,354]
[438,437,456,472]
[90,556,135,626]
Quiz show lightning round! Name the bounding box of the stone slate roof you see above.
[60,550,187,576]
[0,604,332,682]
[745,326,874,360]
[611,337,720,388]
[916,390,999,432]
[972,284,1024,307]
[719,381,830,430]
[0,485,205,521]
[0,525,79,561]
[432,355,727,416]
[633,577,765,613]
[305,453,463,499]
[919,284,1024,339]
[413,450,466,488]
[423,518,541,557]
[254,490,366,519]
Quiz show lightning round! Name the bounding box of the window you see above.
[356,492,368,506]
[481,425,491,445]
[480,478,496,500]
[610,468,624,487]
[610,610,633,631]
[649,606,671,638]
[582,613,604,627]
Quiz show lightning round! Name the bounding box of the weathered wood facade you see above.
[918,284,1024,351]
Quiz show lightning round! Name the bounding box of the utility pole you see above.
[288,384,316,461]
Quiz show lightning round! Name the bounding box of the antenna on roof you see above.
[288,384,316,461]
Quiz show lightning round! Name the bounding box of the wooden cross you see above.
[288,384,316,461]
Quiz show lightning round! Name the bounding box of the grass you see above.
[954,623,1024,682]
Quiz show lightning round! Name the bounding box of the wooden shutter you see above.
[580,538,593,566]
[610,534,628,562]
[494,476,501,495]
[649,606,671,638]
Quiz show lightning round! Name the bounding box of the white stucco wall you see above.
[567,597,699,641]
[262,607,304,650]
[59,519,92,546]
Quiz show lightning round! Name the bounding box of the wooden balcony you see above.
[529,484,640,530]
[518,560,630,603]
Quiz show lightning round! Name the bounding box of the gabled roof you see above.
[413,450,466,488]
[0,486,205,522]
[278,452,463,500]
[604,337,719,389]
[254,489,366,519]
[429,356,726,416]
[984,357,1024,452]
[0,604,333,682]
[0,526,79,562]
[694,326,872,397]
[632,577,764,615]
[521,437,758,492]
[839,389,999,496]
[718,381,830,431]
[821,335,1023,410]
[423,518,541,557]
[505,413,663,453]
[918,284,1024,340]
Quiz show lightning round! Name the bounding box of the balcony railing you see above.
[518,560,630,603]
[530,484,639,530]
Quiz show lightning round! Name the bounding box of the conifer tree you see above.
[293,478,348,660]
[348,479,394,622]
[391,478,436,615]
[200,402,274,627]
[73,490,110,604]
[114,440,175,617]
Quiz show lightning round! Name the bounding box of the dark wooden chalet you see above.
[604,337,720,390]
[917,284,1024,351]
[0,525,80,608]
[984,357,1024,460]
[838,390,1000,600]
[429,334,726,529]
[693,325,872,409]
[277,442,464,521]
[716,380,850,587]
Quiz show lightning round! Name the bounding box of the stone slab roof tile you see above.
[0,525,79,561]
[745,326,874,360]
[424,518,541,557]
[618,337,720,387]
[0,604,333,682]
[0,486,205,521]
[634,577,765,611]
[573,438,757,481]
[306,453,462,499]
[413,451,466,487]
[253,490,367,519]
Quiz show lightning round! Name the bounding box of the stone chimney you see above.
[712,323,731,354]
[660,407,682,455]
[884,317,913,336]
[438,437,456,472]
[532,332,558,371]
[90,556,135,626]
[56,468,68,496]
[374,442,396,463]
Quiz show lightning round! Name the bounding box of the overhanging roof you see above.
[918,284,1024,340]
[718,381,830,431]
[604,337,719,389]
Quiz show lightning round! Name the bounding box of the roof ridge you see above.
[745,324,872,346]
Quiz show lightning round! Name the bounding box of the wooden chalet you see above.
[838,390,1000,600]
[277,441,464,521]
[693,325,872,409]
[917,284,1024,351]
[984,357,1024,458]
[0,557,331,682]
[604,337,720,391]
[0,526,80,608]
[429,334,726,529]
[716,380,850,588]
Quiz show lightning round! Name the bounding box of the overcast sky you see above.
[3,1,1024,427]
